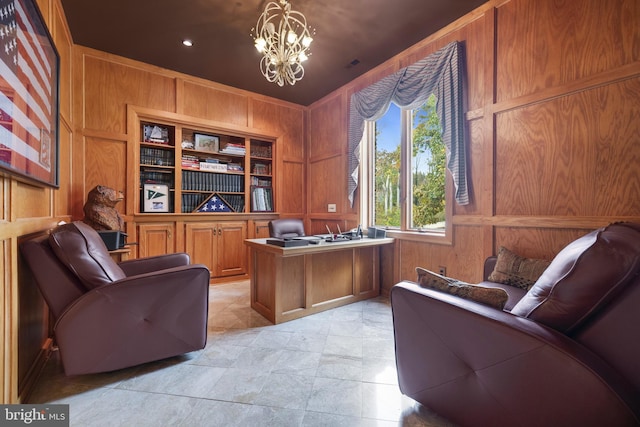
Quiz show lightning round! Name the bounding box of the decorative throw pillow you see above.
[488,246,550,290]
[416,267,508,310]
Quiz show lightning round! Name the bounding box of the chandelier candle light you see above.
[251,0,314,86]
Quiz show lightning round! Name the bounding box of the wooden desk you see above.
[244,237,394,324]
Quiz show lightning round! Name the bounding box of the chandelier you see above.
[251,0,314,87]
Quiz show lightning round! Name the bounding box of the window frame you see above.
[362,105,453,245]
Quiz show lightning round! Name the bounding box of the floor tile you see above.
[27,280,456,426]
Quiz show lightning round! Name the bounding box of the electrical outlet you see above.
[438,266,447,276]
[328,203,336,213]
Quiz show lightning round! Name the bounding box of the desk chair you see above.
[268,218,305,239]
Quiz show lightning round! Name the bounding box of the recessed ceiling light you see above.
[182,39,193,47]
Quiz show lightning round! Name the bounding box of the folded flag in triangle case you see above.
[197,194,233,212]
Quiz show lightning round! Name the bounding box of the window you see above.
[364,94,447,234]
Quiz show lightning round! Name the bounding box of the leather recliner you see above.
[20,221,210,376]
[268,218,305,238]
[391,222,640,426]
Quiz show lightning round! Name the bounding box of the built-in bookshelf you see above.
[249,139,273,212]
[136,116,274,214]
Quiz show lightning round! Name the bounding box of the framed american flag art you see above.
[0,0,59,187]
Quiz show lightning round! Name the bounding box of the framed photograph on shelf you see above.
[142,184,170,213]
[0,0,60,188]
[194,134,219,152]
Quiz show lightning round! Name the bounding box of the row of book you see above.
[219,143,246,155]
[181,154,201,169]
[182,170,244,192]
[221,194,245,213]
[141,147,174,166]
[250,176,272,186]
[140,169,174,188]
[181,193,209,213]
[251,162,271,175]
[251,186,273,212]
[250,144,272,158]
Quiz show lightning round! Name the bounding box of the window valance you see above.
[347,41,469,206]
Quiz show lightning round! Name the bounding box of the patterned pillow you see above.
[488,246,550,290]
[416,267,508,310]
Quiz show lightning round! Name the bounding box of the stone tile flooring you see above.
[28,280,455,426]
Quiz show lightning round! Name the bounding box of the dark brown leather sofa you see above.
[391,222,640,426]
[20,221,210,376]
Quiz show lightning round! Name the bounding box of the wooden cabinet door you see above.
[216,221,247,277]
[185,223,216,277]
[137,223,175,258]
[251,220,271,238]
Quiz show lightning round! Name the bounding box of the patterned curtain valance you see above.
[347,41,469,206]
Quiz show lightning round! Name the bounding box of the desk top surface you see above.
[244,236,394,256]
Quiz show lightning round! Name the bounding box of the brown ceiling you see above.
[60,0,486,106]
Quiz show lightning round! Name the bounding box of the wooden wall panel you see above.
[307,219,350,236]
[82,55,177,132]
[308,156,345,213]
[496,78,640,216]
[280,161,305,215]
[1,238,17,402]
[55,121,73,217]
[397,226,485,284]
[53,4,72,123]
[0,178,4,219]
[182,82,249,126]
[308,95,345,160]
[84,137,128,212]
[496,0,640,101]
[494,227,589,260]
[14,184,50,219]
[252,100,305,161]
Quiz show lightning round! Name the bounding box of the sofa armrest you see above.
[118,253,191,277]
[390,281,640,427]
[483,256,497,281]
[54,264,210,375]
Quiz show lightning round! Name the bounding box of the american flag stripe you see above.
[0,122,39,163]
[16,0,51,79]
[0,0,56,181]
[0,68,46,138]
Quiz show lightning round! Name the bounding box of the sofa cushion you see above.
[478,281,527,311]
[511,222,640,333]
[416,267,509,310]
[49,221,126,290]
[488,246,550,290]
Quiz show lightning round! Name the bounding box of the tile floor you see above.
[28,280,455,426]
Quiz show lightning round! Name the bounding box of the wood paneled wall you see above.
[1,0,73,403]
[306,0,640,293]
[73,48,306,224]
